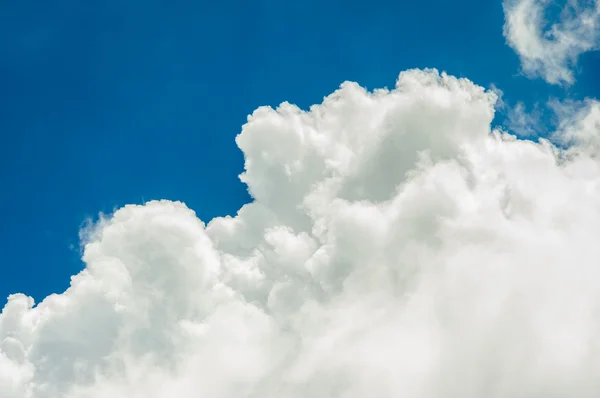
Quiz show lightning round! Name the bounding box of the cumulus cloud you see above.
[503,0,600,85]
[3,69,600,397]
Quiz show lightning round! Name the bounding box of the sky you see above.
[2,1,600,397]
[2,0,598,302]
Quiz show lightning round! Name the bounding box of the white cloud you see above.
[551,97,600,152]
[3,69,600,397]
[503,0,600,85]
[505,101,545,136]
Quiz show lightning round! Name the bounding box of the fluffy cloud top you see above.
[3,69,600,397]
[503,0,600,85]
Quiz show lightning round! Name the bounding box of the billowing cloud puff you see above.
[503,0,600,85]
[3,69,600,397]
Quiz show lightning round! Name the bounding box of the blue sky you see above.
[1,0,599,303]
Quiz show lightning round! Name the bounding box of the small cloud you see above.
[503,0,600,86]
[489,83,506,110]
[505,101,545,137]
[550,97,600,152]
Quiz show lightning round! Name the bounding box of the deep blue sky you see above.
[1,0,599,303]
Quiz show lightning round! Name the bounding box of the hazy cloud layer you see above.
[503,0,600,85]
[3,69,600,397]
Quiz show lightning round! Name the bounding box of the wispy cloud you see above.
[503,0,600,85]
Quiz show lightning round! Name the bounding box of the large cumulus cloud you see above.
[3,69,600,397]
